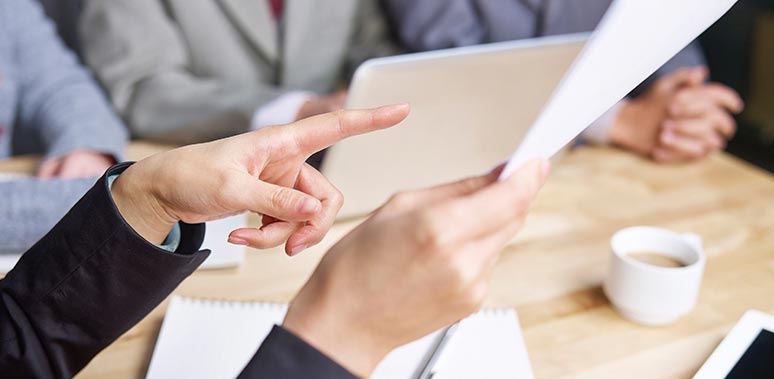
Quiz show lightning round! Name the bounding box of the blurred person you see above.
[383,0,745,163]
[0,104,551,378]
[0,0,127,254]
[79,0,395,145]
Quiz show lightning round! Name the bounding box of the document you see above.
[147,297,533,379]
[500,0,739,179]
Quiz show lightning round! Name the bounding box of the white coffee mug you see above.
[603,226,705,326]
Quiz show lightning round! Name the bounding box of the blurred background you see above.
[702,0,774,172]
[39,0,774,172]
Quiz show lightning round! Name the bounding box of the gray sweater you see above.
[0,0,127,254]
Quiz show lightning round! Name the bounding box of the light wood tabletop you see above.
[2,144,773,379]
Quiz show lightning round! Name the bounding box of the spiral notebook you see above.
[146,296,533,379]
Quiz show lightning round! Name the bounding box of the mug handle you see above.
[681,233,703,252]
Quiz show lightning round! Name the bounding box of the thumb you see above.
[235,176,322,222]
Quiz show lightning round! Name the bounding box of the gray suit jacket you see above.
[80,0,395,145]
[0,0,127,255]
[383,0,705,91]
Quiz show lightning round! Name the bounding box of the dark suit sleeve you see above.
[238,326,358,379]
[0,163,209,379]
[383,0,488,51]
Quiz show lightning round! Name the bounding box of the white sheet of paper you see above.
[500,0,738,179]
[198,214,247,269]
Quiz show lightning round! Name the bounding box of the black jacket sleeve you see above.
[0,163,356,379]
[239,326,358,379]
[0,163,210,378]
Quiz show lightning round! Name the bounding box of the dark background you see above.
[702,0,774,172]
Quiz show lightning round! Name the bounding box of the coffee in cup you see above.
[603,226,705,326]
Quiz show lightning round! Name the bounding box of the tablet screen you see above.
[725,329,774,379]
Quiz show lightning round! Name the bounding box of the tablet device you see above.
[694,310,774,379]
[325,34,587,219]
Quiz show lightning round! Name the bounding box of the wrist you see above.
[111,163,178,245]
[283,290,390,377]
[609,101,649,155]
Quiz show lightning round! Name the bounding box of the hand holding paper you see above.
[500,0,739,179]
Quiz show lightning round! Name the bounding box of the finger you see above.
[659,129,710,159]
[652,144,714,163]
[669,96,716,118]
[285,164,344,256]
[434,159,550,243]
[287,103,410,156]
[672,84,744,116]
[37,158,62,179]
[664,120,723,150]
[454,198,536,288]
[228,220,300,249]
[230,174,323,222]
[382,167,503,214]
[658,66,708,91]
[704,83,745,114]
[667,111,735,142]
[56,160,97,179]
[706,109,737,139]
[652,147,688,163]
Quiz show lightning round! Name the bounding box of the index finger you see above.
[672,83,744,116]
[289,103,410,156]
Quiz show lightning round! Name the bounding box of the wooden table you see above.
[2,145,773,379]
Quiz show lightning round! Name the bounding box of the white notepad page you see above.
[372,309,533,379]
[147,297,533,379]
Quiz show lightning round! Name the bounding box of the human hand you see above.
[609,67,707,157]
[653,79,743,162]
[610,66,743,163]
[296,90,348,121]
[283,159,551,377]
[111,104,409,254]
[37,149,115,179]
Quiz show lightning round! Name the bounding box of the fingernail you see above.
[299,198,321,215]
[289,244,308,256]
[228,236,248,246]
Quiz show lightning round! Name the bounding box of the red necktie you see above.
[268,0,284,21]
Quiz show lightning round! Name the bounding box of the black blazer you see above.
[0,163,356,379]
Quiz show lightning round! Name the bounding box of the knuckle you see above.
[386,192,414,210]
[673,91,691,105]
[330,188,345,208]
[414,210,447,252]
[507,190,532,217]
[270,188,295,210]
[219,175,244,204]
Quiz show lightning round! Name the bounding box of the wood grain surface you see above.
[2,144,772,378]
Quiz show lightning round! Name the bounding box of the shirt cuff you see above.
[107,174,181,252]
[580,100,628,145]
[251,91,316,131]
